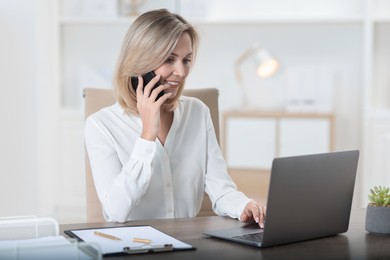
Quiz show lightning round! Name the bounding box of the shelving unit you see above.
[361,0,390,203]
[42,0,390,222]
[59,17,136,24]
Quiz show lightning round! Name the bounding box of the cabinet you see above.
[42,0,390,222]
[222,110,334,170]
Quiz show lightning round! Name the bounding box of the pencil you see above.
[133,237,152,244]
[94,231,122,241]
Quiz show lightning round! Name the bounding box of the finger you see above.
[251,206,260,224]
[149,83,168,102]
[154,92,172,105]
[241,202,254,222]
[248,201,264,228]
[240,209,250,223]
[258,205,267,228]
[136,75,143,97]
[258,207,264,228]
[144,74,161,95]
[241,214,249,223]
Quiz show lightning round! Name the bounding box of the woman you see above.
[84,9,265,226]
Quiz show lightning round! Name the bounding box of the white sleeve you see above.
[203,108,251,219]
[84,116,156,222]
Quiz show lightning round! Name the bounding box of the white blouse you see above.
[84,96,251,222]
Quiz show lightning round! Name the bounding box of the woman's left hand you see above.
[240,200,266,228]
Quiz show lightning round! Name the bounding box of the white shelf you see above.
[59,15,364,26]
[59,16,136,25]
[190,16,364,25]
[365,108,390,119]
[373,17,390,22]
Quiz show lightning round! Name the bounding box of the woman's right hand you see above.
[136,74,172,141]
[240,200,266,228]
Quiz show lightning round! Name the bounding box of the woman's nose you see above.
[173,62,185,77]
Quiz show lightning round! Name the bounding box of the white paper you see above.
[71,226,192,254]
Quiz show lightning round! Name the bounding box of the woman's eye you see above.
[165,57,174,64]
[183,58,192,64]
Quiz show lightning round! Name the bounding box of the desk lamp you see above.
[235,46,280,107]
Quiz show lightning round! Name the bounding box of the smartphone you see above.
[131,71,164,100]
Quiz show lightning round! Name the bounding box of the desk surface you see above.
[61,208,390,259]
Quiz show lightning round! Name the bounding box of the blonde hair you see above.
[113,9,199,114]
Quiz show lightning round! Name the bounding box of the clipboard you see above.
[64,225,195,256]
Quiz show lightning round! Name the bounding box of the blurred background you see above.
[1,0,390,223]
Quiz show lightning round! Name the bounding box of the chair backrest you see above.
[83,88,219,222]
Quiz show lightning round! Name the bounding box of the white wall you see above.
[188,23,362,151]
[0,0,40,216]
[0,0,367,222]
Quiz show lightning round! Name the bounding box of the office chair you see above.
[83,87,220,222]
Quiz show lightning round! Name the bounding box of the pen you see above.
[133,237,152,244]
[94,231,122,241]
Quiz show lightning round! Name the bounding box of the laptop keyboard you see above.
[232,232,264,242]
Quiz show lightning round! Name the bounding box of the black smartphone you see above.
[131,71,164,100]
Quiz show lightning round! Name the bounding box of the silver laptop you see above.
[204,150,359,248]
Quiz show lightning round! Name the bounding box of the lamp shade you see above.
[254,48,280,78]
[235,46,279,83]
[234,45,280,107]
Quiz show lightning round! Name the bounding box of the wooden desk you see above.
[61,208,390,259]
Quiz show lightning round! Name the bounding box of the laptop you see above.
[204,150,359,248]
